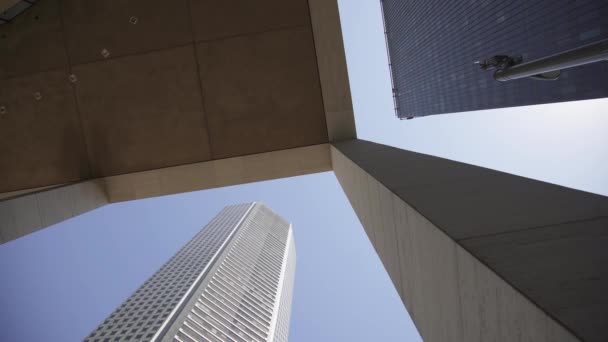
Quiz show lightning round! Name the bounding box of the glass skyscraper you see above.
[84,203,296,342]
[381,0,608,118]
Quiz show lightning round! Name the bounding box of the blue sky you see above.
[1,1,608,341]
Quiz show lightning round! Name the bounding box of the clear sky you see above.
[1,1,608,342]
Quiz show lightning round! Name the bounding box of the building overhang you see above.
[0,0,354,243]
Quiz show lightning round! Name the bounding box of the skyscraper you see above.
[84,203,296,342]
[381,0,608,118]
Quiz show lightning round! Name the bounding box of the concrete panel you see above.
[105,144,332,202]
[189,0,310,42]
[456,246,577,342]
[461,219,608,342]
[0,193,41,243]
[308,0,356,141]
[0,0,67,78]
[60,0,192,65]
[74,45,211,176]
[197,27,327,159]
[376,180,403,300]
[404,203,465,342]
[69,179,107,216]
[1,0,342,198]
[0,69,89,193]
[0,179,107,244]
[331,143,580,342]
[398,174,608,240]
[36,185,74,227]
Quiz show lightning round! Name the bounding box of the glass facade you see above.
[84,203,295,342]
[381,0,608,118]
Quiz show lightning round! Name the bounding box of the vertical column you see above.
[331,139,608,341]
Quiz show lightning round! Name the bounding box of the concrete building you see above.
[1,1,608,341]
[84,202,296,342]
[381,0,608,118]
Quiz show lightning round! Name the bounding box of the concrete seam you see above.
[59,24,311,70]
[194,23,311,44]
[458,215,608,243]
[185,0,214,160]
[56,0,95,179]
[64,42,194,68]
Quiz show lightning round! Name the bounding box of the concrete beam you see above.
[104,144,332,203]
[0,144,331,244]
[330,139,606,341]
[0,180,107,244]
[308,0,357,142]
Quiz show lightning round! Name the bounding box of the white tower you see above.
[84,203,295,342]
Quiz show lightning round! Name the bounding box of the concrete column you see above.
[331,139,608,342]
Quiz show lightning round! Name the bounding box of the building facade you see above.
[381,0,608,118]
[84,203,296,342]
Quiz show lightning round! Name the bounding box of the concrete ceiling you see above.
[0,0,332,193]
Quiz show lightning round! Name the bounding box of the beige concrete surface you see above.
[105,144,332,202]
[0,144,331,244]
[73,45,211,176]
[0,179,107,244]
[332,138,608,342]
[308,0,357,142]
[196,26,327,159]
[331,144,579,342]
[0,69,90,193]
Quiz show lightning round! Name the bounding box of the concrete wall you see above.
[331,142,580,342]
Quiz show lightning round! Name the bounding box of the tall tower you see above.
[84,203,296,342]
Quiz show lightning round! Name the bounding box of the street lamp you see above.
[476,38,608,82]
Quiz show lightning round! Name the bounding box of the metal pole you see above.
[494,38,608,82]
